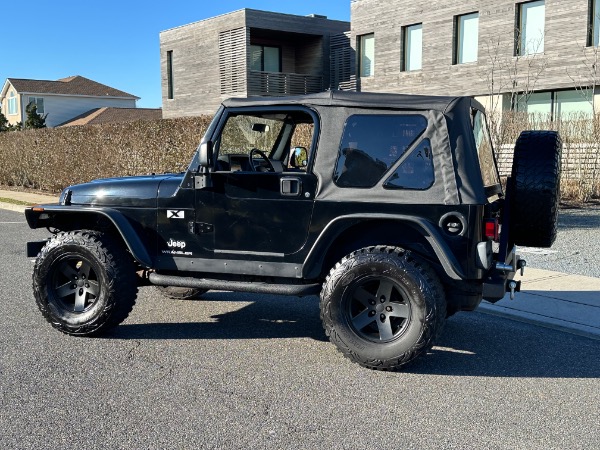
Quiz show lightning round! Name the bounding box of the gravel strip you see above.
[519,205,600,278]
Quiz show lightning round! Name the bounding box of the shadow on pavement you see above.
[407,312,600,378]
[558,208,600,229]
[111,291,600,378]
[110,292,328,342]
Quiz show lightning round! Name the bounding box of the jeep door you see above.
[196,107,318,257]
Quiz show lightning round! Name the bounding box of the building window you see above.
[517,1,545,56]
[455,13,479,64]
[515,89,593,119]
[8,92,17,115]
[589,0,600,46]
[28,97,44,114]
[249,45,281,72]
[403,24,423,71]
[358,34,375,77]
[555,89,593,118]
[516,91,552,115]
[167,50,174,100]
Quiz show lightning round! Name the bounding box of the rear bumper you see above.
[482,246,523,302]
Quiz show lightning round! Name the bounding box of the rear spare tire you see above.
[509,130,562,248]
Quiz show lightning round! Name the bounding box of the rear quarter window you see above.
[472,110,501,193]
[384,139,434,190]
[334,114,428,188]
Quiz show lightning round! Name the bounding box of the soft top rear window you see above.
[472,109,501,196]
[334,114,428,188]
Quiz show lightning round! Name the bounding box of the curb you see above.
[477,267,600,340]
[0,202,28,213]
[478,302,600,341]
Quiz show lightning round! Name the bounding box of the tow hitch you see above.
[507,280,521,300]
[482,246,526,302]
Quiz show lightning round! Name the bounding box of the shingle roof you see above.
[57,107,162,127]
[6,76,139,99]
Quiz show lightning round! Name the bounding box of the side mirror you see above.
[199,141,214,168]
[291,147,308,168]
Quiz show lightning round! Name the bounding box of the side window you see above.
[213,110,315,172]
[384,139,434,190]
[334,114,428,188]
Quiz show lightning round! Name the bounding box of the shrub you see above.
[491,111,600,203]
[0,116,212,192]
[0,112,597,203]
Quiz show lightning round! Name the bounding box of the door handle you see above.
[280,177,302,197]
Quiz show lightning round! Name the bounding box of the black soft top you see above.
[222,90,483,114]
[220,91,490,206]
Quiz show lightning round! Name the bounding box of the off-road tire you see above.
[156,286,208,300]
[320,246,446,371]
[32,230,137,336]
[510,130,562,248]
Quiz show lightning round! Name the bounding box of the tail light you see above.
[484,219,499,241]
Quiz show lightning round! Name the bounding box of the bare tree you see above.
[565,35,600,202]
[481,27,548,152]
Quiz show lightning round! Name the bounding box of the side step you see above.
[148,273,321,297]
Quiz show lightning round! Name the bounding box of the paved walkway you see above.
[0,189,58,212]
[1,188,598,339]
[479,268,600,339]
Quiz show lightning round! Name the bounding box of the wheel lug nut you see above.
[369,311,376,317]
[74,276,78,280]
[386,306,393,312]
[380,314,386,322]
[369,300,376,305]
[85,283,90,288]
[380,296,386,303]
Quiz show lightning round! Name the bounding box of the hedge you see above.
[0,117,212,192]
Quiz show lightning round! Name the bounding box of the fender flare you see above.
[303,213,466,281]
[25,205,153,268]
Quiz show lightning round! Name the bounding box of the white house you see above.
[0,76,139,128]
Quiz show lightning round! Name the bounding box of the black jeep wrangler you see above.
[26,91,561,370]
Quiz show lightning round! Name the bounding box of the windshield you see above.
[472,109,501,195]
[219,115,285,156]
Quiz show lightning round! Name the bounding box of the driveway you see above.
[1,209,599,449]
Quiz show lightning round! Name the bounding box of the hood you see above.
[63,174,182,207]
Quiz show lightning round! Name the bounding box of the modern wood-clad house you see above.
[350,0,599,117]
[159,9,350,117]
[161,1,600,120]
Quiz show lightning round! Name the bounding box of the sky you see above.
[2,0,350,109]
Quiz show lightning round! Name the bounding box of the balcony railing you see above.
[248,71,323,96]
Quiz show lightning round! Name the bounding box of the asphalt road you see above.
[1,209,599,449]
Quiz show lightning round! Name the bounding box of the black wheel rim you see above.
[344,276,412,343]
[48,255,101,313]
